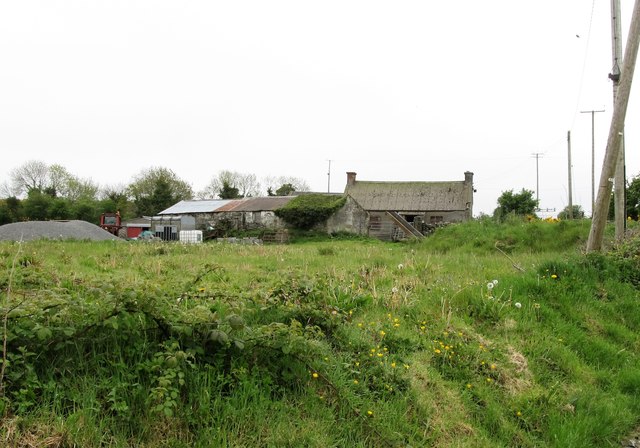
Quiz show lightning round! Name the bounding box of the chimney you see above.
[346,172,357,186]
[464,171,474,183]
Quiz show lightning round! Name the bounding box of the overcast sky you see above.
[1,1,638,216]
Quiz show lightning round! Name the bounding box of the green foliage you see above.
[626,173,640,220]
[1,224,640,447]
[558,204,585,220]
[422,216,591,254]
[275,183,296,196]
[127,167,193,216]
[275,194,346,229]
[493,189,539,220]
[218,180,241,199]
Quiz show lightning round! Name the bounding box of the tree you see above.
[626,174,640,220]
[493,189,538,220]
[0,197,22,225]
[263,175,310,196]
[275,183,296,196]
[8,161,99,201]
[22,189,53,220]
[99,184,133,218]
[558,205,585,220]
[127,167,193,216]
[218,180,241,199]
[199,171,260,199]
[9,160,50,196]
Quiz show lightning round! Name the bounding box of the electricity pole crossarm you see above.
[587,0,640,252]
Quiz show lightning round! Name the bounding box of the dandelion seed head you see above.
[515,302,522,308]
[487,282,494,290]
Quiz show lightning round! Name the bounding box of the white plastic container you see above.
[179,230,203,244]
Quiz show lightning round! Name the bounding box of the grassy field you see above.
[1,218,639,447]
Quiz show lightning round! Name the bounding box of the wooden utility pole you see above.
[611,0,626,238]
[580,109,605,213]
[567,131,574,219]
[587,0,640,252]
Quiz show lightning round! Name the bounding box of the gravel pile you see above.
[0,220,121,242]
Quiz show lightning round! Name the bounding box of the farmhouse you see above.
[326,171,474,241]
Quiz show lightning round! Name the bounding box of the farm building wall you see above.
[208,211,288,231]
[324,196,369,235]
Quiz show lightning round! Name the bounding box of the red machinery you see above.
[100,212,122,236]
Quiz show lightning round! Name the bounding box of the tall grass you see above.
[1,218,639,447]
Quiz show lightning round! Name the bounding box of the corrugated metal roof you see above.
[215,197,295,212]
[345,181,470,211]
[230,196,295,212]
[158,200,233,215]
[159,197,296,215]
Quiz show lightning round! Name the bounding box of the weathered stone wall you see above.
[324,196,369,235]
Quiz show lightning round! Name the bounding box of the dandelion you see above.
[515,302,522,309]
[403,364,410,369]
[516,411,522,416]
[487,282,495,290]
[353,379,359,384]
[492,279,499,285]
[367,410,374,416]
[397,263,404,270]
[379,330,386,337]
[198,287,206,292]
[312,372,319,379]
[490,364,496,370]
[486,378,493,383]
[466,383,472,389]
[434,349,441,354]
[391,362,396,368]
[551,274,558,279]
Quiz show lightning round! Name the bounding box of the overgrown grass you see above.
[1,218,639,447]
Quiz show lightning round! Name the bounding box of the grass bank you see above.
[0,218,639,447]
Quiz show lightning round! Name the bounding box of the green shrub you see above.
[274,194,346,230]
